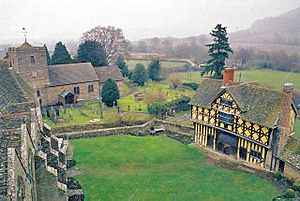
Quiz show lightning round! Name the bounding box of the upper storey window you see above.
[30,56,35,64]
[219,111,234,124]
[221,99,233,107]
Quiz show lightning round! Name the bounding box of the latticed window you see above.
[88,85,94,92]
[74,87,80,94]
[219,111,234,124]
[250,150,262,159]
[221,99,233,107]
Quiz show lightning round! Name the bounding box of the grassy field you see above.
[174,69,300,90]
[294,119,300,139]
[127,59,186,70]
[71,135,280,201]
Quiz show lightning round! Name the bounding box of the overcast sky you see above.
[0,0,300,44]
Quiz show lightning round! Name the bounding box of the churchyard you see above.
[70,135,280,201]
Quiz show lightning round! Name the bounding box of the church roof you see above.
[48,62,99,86]
[94,66,124,83]
[190,78,285,127]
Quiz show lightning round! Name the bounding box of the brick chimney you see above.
[279,83,294,128]
[277,83,294,156]
[223,67,235,85]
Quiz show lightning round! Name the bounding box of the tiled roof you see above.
[281,138,300,170]
[48,62,99,86]
[227,83,283,127]
[94,66,124,83]
[0,61,35,114]
[190,78,284,127]
[189,78,224,107]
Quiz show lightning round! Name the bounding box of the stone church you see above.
[8,41,124,107]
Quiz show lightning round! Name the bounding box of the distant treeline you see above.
[231,48,300,72]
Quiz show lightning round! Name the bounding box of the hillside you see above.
[230,7,300,45]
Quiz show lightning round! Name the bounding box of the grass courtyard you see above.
[71,135,280,201]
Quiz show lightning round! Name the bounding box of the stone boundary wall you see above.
[54,119,194,139]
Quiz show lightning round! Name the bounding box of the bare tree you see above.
[82,26,126,64]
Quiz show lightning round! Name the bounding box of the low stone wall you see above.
[54,119,194,140]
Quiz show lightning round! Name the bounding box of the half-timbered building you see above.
[190,68,298,172]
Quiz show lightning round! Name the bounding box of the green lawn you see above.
[174,69,300,90]
[71,136,280,201]
[127,59,186,70]
[294,119,300,139]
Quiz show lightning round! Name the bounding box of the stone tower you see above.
[8,41,50,104]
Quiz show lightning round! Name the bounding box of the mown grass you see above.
[127,59,186,70]
[71,135,280,201]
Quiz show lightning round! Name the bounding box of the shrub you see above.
[67,177,82,190]
[147,103,168,118]
[275,171,283,180]
[67,159,77,169]
[284,188,295,198]
[292,182,300,192]
[167,96,191,112]
[182,82,199,91]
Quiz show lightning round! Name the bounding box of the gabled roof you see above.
[94,66,124,83]
[48,62,99,86]
[17,41,33,50]
[190,78,285,127]
[226,83,283,127]
[189,78,224,107]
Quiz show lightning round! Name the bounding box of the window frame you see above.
[30,56,35,65]
[219,111,234,125]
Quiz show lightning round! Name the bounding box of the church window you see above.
[37,90,40,97]
[74,87,80,94]
[88,85,94,92]
[30,56,35,64]
[250,149,262,159]
[219,111,234,124]
[221,99,233,107]
[32,71,37,78]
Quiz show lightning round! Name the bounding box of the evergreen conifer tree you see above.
[101,78,120,106]
[77,40,107,67]
[202,24,233,78]
[132,63,148,86]
[115,56,129,76]
[148,59,161,81]
[50,41,73,65]
[44,44,51,65]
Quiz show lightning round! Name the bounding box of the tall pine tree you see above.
[147,59,161,81]
[77,40,107,67]
[44,44,51,65]
[202,24,233,78]
[50,42,73,65]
